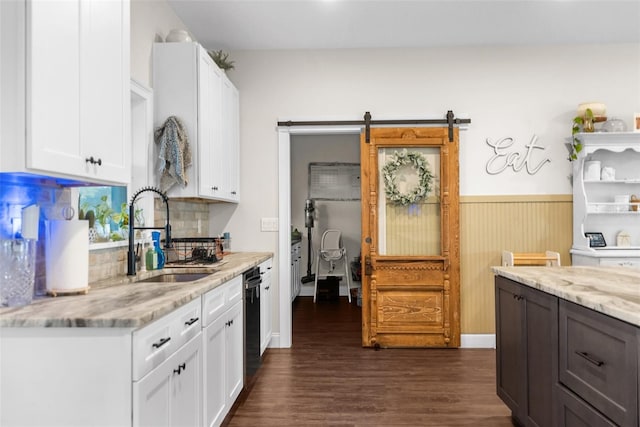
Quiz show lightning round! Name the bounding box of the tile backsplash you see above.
[88,198,210,283]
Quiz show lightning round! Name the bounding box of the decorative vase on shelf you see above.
[95,223,110,242]
[166,29,192,43]
[602,117,627,132]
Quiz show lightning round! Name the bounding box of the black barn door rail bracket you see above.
[277,110,471,143]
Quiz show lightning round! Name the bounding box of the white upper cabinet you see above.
[0,0,131,185]
[153,42,240,202]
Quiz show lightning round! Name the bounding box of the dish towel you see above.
[155,116,192,192]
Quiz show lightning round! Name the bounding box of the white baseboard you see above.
[460,334,496,348]
[268,332,288,349]
[269,332,495,349]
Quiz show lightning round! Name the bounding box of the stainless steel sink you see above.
[135,272,212,283]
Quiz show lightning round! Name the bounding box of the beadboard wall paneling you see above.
[460,195,573,334]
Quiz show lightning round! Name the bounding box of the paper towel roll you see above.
[46,220,89,292]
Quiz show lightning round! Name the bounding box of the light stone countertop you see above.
[0,252,272,328]
[492,266,640,327]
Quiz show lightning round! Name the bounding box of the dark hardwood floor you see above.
[226,296,514,426]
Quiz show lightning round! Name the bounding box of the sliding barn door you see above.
[360,127,460,348]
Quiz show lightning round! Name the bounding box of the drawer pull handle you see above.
[152,337,171,349]
[576,351,604,367]
[184,317,199,326]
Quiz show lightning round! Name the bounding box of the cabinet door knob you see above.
[85,156,102,166]
[212,186,218,190]
[231,191,237,195]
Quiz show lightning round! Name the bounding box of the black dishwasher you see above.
[243,266,262,382]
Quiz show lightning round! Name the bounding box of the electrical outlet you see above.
[261,217,279,232]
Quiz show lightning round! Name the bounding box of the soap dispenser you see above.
[151,231,165,269]
[145,241,157,271]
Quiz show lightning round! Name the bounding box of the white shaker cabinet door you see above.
[170,335,203,427]
[221,74,240,201]
[27,0,130,184]
[226,301,244,405]
[260,258,273,355]
[203,312,227,427]
[198,48,223,198]
[133,360,172,427]
[133,334,202,427]
[27,0,81,175]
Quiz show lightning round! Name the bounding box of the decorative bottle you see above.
[151,231,165,269]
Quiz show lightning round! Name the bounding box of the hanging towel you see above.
[155,116,192,192]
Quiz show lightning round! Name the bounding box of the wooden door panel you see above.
[376,288,444,327]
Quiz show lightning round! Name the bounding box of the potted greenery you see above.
[112,203,144,240]
[208,49,235,71]
[569,108,594,161]
[93,195,115,241]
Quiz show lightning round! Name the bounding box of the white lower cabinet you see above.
[0,273,253,427]
[133,333,202,427]
[202,275,244,427]
[291,241,301,301]
[132,298,202,427]
[260,258,273,355]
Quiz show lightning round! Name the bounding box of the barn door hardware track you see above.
[277,110,471,143]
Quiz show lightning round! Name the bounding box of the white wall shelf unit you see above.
[571,132,640,267]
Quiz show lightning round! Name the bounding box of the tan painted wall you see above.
[460,195,573,334]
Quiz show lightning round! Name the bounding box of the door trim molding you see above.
[277,124,361,348]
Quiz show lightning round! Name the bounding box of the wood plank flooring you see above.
[225,297,514,426]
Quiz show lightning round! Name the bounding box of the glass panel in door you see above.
[377,147,441,256]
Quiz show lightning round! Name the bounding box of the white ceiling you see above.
[167,0,640,51]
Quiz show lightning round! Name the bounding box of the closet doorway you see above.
[290,134,361,306]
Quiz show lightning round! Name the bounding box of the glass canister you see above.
[0,239,37,307]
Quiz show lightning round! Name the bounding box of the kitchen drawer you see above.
[202,275,243,327]
[172,299,201,350]
[556,384,616,427]
[598,258,640,268]
[132,298,201,381]
[559,300,638,427]
[225,275,243,306]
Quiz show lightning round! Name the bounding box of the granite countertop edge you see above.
[0,252,273,329]
[492,266,640,327]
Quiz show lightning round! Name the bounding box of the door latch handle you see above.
[364,256,372,276]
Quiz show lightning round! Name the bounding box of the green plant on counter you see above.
[112,203,129,229]
[112,203,144,239]
[94,195,115,230]
[208,49,235,71]
[569,108,594,161]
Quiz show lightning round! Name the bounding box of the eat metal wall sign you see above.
[485,134,551,175]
